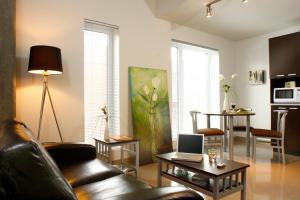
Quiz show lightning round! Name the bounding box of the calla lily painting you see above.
[129,67,173,165]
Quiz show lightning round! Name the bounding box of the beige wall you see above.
[0,0,15,122]
[16,0,235,142]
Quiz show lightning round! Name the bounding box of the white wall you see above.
[16,0,235,142]
[235,25,300,129]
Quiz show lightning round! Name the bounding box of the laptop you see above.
[172,133,204,163]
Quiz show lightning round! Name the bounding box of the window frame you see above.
[171,40,220,139]
[83,19,120,144]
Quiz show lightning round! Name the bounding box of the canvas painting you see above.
[129,66,173,165]
[249,69,265,85]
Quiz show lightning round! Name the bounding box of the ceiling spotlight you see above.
[242,0,249,3]
[206,5,212,18]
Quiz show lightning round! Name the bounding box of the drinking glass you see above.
[208,148,217,162]
[231,102,236,110]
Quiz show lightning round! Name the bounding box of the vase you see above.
[222,92,228,112]
[104,122,110,140]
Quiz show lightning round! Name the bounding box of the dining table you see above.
[201,111,255,160]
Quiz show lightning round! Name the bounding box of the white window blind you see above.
[171,41,220,139]
[84,20,120,145]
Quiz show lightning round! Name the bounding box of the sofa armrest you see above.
[43,142,96,166]
[109,187,204,200]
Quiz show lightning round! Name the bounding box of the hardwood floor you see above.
[137,137,300,200]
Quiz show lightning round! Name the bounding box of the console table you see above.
[94,137,139,176]
[156,152,249,200]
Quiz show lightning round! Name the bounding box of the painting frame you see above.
[249,69,265,85]
[129,66,173,165]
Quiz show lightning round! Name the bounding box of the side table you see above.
[93,137,139,176]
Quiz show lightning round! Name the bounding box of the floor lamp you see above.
[28,45,64,142]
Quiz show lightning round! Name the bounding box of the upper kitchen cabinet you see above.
[269,31,300,79]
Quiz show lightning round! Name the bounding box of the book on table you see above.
[171,152,203,163]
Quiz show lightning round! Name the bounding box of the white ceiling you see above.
[145,0,300,41]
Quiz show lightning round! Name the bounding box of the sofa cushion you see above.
[105,187,203,200]
[60,158,122,187]
[0,120,77,200]
[75,174,151,199]
[43,142,97,166]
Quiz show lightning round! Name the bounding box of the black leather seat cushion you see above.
[106,187,204,200]
[75,174,151,199]
[60,158,122,187]
[43,142,97,166]
[0,120,76,200]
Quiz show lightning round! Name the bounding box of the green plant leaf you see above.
[138,92,149,103]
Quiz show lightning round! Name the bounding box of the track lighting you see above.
[206,5,212,18]
[205,0,221,18]
[205,0,249,19]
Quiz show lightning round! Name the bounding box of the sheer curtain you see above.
[171,41,220,139]
[84,20,120,144]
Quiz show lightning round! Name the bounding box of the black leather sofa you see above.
[0,119,203,200]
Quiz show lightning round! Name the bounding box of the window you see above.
[84,20,119,144]
[171,41,220,139]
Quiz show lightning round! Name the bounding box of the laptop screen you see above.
[177,134,204,154]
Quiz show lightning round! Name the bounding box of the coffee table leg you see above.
[157,160,162,187]
[213,178,220,200]
[241,170,247,200]
[108,145,112,164]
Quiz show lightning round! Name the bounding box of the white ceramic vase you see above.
[223,92,228,112]
[104,122,110,140]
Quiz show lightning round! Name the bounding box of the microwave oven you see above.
[273,87,300,103]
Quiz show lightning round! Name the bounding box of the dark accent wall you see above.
[0,0,16,121]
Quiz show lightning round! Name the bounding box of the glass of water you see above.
[208,148,217,162]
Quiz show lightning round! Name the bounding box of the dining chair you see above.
[251,110,288,164]
[190,111,224,158]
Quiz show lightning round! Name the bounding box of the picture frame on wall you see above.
[249,69,265,85]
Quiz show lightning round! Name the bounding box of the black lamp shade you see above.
[28,45,63,75]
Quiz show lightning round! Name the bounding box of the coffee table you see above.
[156,152,249,200]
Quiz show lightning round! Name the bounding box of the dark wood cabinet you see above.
[269,31,300,78]
[269,32,300,155]
[271,105,300,156]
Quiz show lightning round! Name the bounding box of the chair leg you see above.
[220,135,224,159]
[281,141,286,165]
[251,136,254,159]
[252,136,256,163]
[272,143,275,159]
[277,140,280,160]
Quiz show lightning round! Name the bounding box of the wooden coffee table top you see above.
[156,152,249,177]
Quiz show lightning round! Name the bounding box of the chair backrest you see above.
[190,110,200,133]
[177,133,204,154]
[275,110,288,137]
